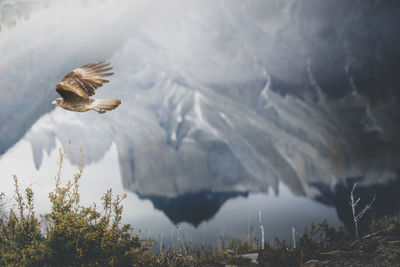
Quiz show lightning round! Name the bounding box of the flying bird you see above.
[52,61,121,114]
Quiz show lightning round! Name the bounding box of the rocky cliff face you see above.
[2,0,400,224]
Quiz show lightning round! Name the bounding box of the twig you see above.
[349,183,376,237]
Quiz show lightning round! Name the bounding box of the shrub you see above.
[370,215,400,236]
[0,144,152,266]
[0,176,46,266]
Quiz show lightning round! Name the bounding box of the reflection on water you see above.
[0,137,341,245]
[1,0,400,244]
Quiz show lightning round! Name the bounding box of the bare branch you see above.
[349,183,376,237]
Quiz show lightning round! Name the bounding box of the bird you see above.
[52,61,121,114]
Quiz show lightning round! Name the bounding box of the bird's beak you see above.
[52,100,57,105]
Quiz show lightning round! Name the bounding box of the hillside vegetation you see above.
[0,145,399,266]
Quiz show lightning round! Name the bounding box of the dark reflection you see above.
[313,177,400,235]
[1,0,400,230]
[140,191,248,227]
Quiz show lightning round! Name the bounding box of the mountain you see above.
[2,0,400,225]
[0,0,155,154]
[140,191,248,227]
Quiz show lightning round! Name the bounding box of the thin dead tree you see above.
[159,233,163,256]
[349,183,376,237]
[292,226,296,249]
[258,210,265,250]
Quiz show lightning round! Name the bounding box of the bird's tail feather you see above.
[91,99,121,113]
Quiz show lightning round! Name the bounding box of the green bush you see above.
[0,145,152,266]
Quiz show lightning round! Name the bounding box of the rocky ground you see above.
[157,228,400,266]
[211,217,400,267]
[302,233,400,267]
[255,230,400,267]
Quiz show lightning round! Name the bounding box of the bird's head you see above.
[52,98,63,106]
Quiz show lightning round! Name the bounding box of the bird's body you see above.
[53,96,93,112]
[52,61,121,113]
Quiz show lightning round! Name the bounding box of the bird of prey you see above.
[52,61,121,114]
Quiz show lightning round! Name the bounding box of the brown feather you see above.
[92,63,111,69]
[91,99,121,111]
[97,73,114,77]
[55,61,115,100]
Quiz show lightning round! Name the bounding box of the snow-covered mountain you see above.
[2,0,400,205]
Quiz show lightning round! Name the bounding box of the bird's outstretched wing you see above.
[56,61,114,100]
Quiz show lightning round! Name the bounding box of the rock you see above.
[304,259,320,267]
[240,253,259,264]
